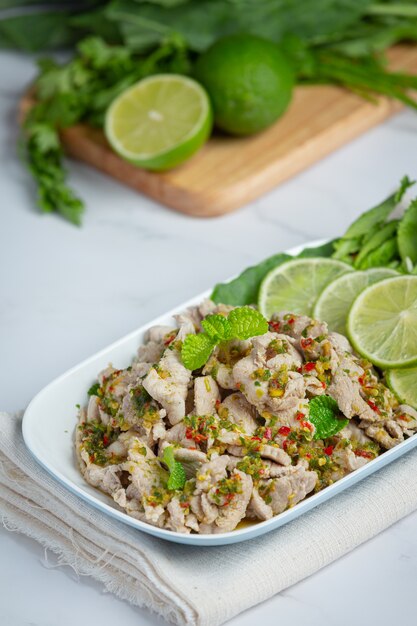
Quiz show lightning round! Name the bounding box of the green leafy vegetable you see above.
[309,395,348,440]
[181,307,268,370]
[201,314,233,341]
[354,219,399,268]
[87,382,100,396]
[228,306,268,339]
[211,253,291,306]
[181,333,217,370]
[162,446,186,491]
[398,198,417,268]
[356,236,399,269]
[332,176,414,264]
[296,240,336,258]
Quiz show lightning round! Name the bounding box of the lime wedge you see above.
[105,74,212,171]
[313,268,398,335]
[347,275,417,368]
[386,367,417,408]
[258,258,352,318]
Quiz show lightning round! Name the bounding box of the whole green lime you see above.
[194,33,294,136]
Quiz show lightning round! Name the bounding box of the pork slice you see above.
[195,455,229,492]
[260,464,317,515]
[83,463,124,496]
[327,368,376,422]
[194,375,220,416]
[247,487,273,521]
[143,348,191,425]
[220,392,258,435]
[167,497,190,533]
[362,420,404,449]
[211,470,253,533]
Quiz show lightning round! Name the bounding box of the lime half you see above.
[313,268,398,335]
[386,367,417,408]
[347,275,417,368]
[258,258,352,318]
[105,74,212,171]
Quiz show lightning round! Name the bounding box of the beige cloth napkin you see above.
[1,410,417,625]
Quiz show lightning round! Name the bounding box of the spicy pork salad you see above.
[76,301,417,535]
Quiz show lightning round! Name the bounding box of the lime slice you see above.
[313,268,398,335]
[258,258,352,318]
[347,275,417,368]
[105,74,212,171]
[386,367,417,408]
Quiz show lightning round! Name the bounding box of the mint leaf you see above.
[228,306,268,340]
[181,333,216,370]
[202,314,232,341]
[87,382,100,396]
[163,446,186,491]
[309,395,348,440]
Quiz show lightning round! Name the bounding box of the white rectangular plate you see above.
[22,241,417,546]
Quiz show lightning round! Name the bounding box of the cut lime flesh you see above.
[258,258,352,318]
[313,268,398,335]
[347,275,417,368]
[105,74,212,171]
[386,367,417,408]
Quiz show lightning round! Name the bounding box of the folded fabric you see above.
[1,410,417,626]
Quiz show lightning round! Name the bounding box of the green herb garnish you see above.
[162,446,186,491]
[309,395,348,440]
[181,306,268,370]
[87,382,100,396]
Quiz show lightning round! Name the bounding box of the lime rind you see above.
[258,257,352,318]
[105,74,212,171]
[386,367,417,408]
[347,275,417,369]
[313,268,398,334]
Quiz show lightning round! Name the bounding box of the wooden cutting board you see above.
[20,45,417,218]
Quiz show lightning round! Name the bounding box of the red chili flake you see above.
[297,367,302,373]
[194,433,208,444]
[188,446,197,450]
[283,439,289,451]
[367,400,380,414]
[300,337,313,349]
[269,320,281,333]
[397,414,409,422]
[149,501,157,508]
[215,399,221,409]
[264,427,272,440]
[251,436,262,442]
[301,421,313,431]
[180,502,190,509]
[358,375,365,386]
[236,382,242,390]
[185,427,194,440]
[324,445,334,456]
[304,362,316,372]
[278,426,291,436]
[355,449,373,459]
[321,381,327,388]
[103,434,109,447]
[305,453,312,459]
[295,412,304,421]
[288,317,295,325]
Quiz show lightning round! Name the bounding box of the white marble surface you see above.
[2,49,417,625]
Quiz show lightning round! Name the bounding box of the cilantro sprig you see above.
[162,446,186,491]
[181,306,268,371]
[309,395,348,440]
